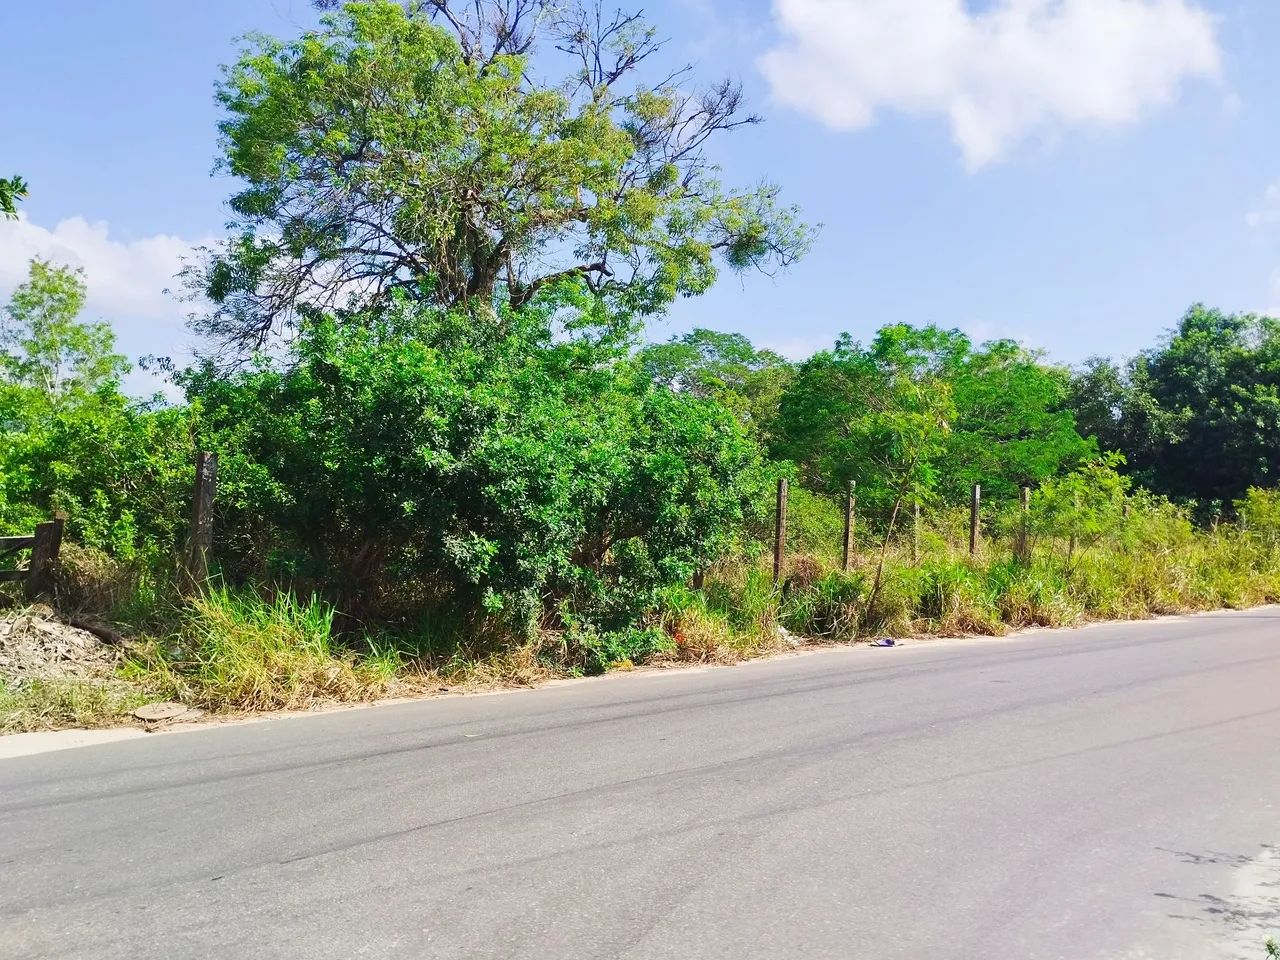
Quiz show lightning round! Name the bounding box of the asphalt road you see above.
[4,610,1280,960]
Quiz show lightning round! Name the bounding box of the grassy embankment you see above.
[5,498,1278,734]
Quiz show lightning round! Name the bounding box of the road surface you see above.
[4,610,1280,959]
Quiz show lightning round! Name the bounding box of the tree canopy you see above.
[1067,305,1280,507]
[773,325,1091,513]
[190,0,813,354]
[637,328,793,440]
[1,259,127,402]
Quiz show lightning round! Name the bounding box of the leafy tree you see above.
[0,261,192,556]
[637,328,793,439]
[945,338,1092,502]
[773,325,1089,515]
[1066,356,1129,456]
[1,259,127,402]
[0,174,27,219]
[1024,454,1130,563]
[190,0,813,353]
[1068,306,1280,507]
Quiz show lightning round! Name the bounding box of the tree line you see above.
[3,1,1279,671]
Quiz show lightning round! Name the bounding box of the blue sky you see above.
[4,0,1280,391]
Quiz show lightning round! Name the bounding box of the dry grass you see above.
[125,587,392,712]
[10,520,1280,734]
[0,677,151,734]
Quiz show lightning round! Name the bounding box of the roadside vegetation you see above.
[6,0,1280,732]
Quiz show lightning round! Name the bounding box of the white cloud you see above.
[759,0,1221,169]
[0,215,214,395]
[0,214,206,325]
[1247,181,1280,228]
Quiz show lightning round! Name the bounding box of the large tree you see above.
[1069,305,1280,507]
[190,0,813,353]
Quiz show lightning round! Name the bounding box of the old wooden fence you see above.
[0,515,65,598]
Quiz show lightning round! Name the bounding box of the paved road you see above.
[4,611,1280,960]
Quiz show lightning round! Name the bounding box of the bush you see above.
[185,303,765,634]
[569,625,674,674]
[0,384,194,561]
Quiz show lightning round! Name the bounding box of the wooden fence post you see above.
[773,477,788,584]
[841,480,856,572]
[969,483,981,557]
[912,500,920,564]
[186,451,218,589]
[1017,486,1031,562]
[1068,491,1079,562]
[24,516,64,600]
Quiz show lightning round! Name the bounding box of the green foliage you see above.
[0,260,193,559]
[784,485,846,562]
[191,1,812,351]
[184,299,764,631]
[568,624,673,674]
[1068,305,1280,506]
[774,324,1090,518]
[0,387,194,558]
[638,328,794,440]
[0,174,27,219]
[1,259,127,400]
[1236,487,1280,555]
[1025,455,1131,556]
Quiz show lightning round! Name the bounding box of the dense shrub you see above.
[0,387,194,560]
[184,302,765,633]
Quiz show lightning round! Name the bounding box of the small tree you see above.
[1025,456,1130,565]
[1,258,127,402]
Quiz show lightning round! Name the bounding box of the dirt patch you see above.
[0,606,121,680]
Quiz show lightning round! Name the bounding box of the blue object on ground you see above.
[870,637,897,647]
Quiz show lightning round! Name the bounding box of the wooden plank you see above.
[0,569,28,582]
[24,518,64,599]
[841,480,856,572]
[969,483,981,557]
[912,500,920,564]
[0,536,35,551]
[1018,486,1031,562]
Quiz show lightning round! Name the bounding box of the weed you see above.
[0,677,151,734]
[126,586,390,712]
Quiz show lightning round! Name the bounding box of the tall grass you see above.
[127,587,394,711]
[667,520,1280,660]
[12,492,1280,729]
